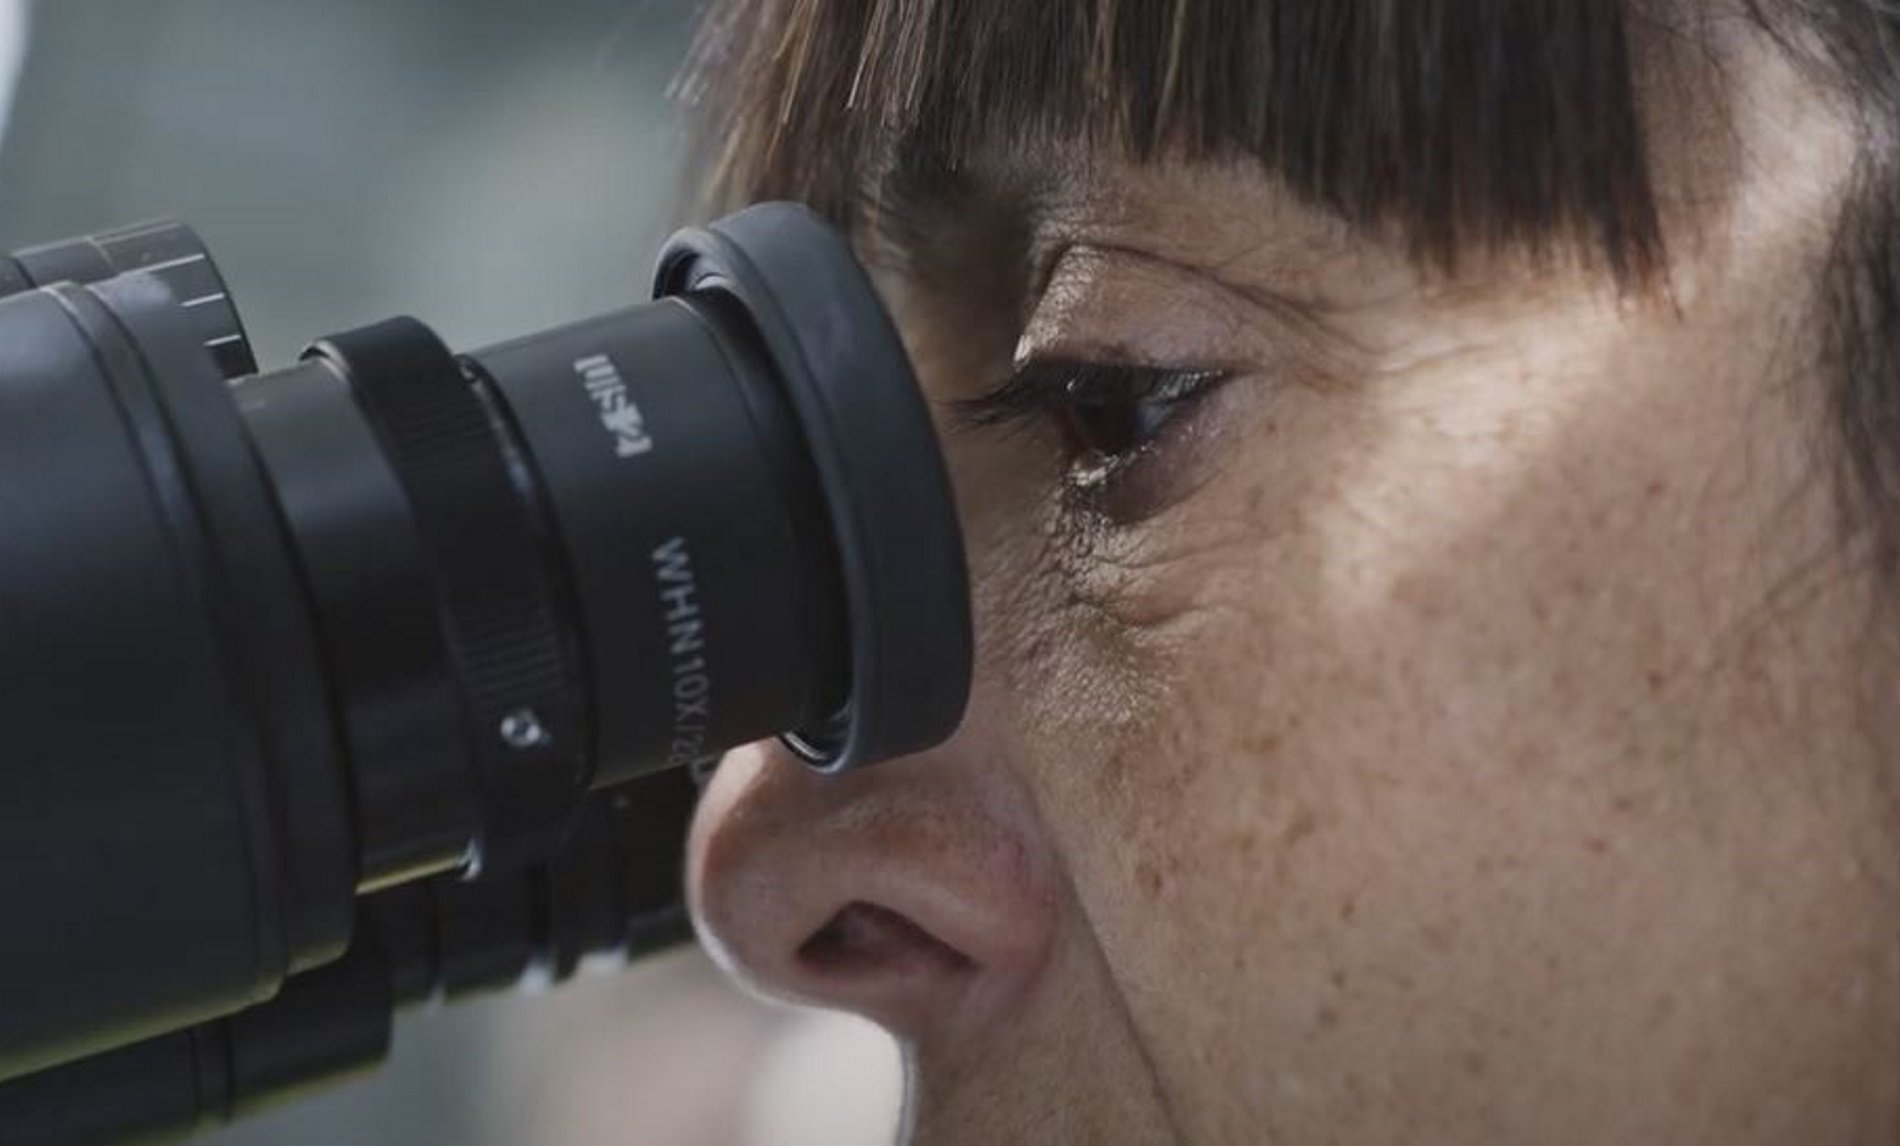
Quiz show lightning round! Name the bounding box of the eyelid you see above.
[1019,243,1363,391]
[947,359,1224,434]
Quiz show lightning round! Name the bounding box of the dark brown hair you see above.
[684,0,1668,280]
[680,0,1900,574]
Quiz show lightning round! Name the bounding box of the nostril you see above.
[798,902,977,980]
[690,741,1059,1036]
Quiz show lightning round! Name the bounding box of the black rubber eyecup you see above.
[653,203,973,774]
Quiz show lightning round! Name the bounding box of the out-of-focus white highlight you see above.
[0,0,29,158]
[740,1009,904,1146]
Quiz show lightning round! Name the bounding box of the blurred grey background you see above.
[0,2,899,1144]
[0,0,688,356]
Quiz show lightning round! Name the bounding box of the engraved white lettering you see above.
[653,536,713,768]
[576,354,654,459]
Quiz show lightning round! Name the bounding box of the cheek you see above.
[1067,326,1690,888]
[969,299,1900,1137]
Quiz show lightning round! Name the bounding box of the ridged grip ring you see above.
[309,320,584,868]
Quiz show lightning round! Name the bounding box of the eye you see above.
[952,360,1227,485]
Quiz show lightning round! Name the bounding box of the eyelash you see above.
[951,360,1227,486]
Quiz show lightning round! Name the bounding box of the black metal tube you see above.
[0,769,698,1146]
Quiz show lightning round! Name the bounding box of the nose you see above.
[686,728,1059,1041]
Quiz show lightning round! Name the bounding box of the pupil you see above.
[1068,401,1141,459]
[1066,391,1176,461]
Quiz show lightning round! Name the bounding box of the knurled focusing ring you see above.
[308,319,585,874]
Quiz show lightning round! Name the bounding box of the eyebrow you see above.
[687,0,1672,286]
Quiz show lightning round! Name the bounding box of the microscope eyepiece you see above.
[0,204,972,1115]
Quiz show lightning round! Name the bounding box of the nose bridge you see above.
[685,724,1059,1039]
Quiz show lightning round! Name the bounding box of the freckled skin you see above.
[689,33,1900,1146]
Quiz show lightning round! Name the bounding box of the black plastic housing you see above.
[0,203,973,1102]
[0,770,699,1146]
[0,274,357,1082]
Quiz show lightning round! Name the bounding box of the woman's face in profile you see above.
[687,6,1900,1143]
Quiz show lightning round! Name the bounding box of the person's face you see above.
[688,35,1900,1146]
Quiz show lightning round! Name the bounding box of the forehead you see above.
[693,0,1707,283]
